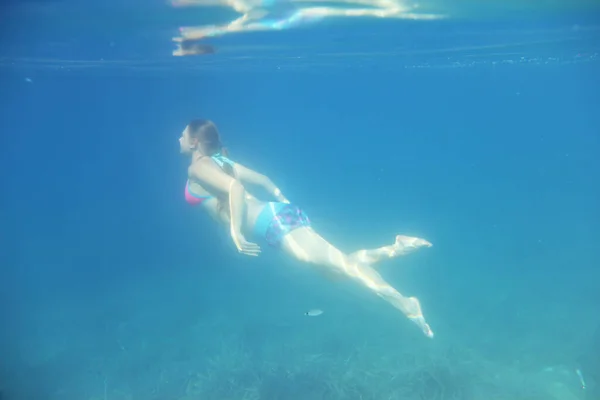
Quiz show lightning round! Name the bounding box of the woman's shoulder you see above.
[187,178,210,194]
[188,155,211,176]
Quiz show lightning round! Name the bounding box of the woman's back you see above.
[186,179,268,232]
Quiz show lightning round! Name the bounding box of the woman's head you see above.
[179,119,226,156]
[180,119,234,213]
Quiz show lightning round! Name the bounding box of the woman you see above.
[179,119,435,338]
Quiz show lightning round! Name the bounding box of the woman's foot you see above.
[404,296,434,338]
[390,235,432,257]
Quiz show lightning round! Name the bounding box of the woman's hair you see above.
[187,119,234,178]
[187,119,236,217]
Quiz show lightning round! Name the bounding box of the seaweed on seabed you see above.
[408,363,473,400]
[259,367,330,400]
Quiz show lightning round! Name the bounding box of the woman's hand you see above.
[232,232,261,256]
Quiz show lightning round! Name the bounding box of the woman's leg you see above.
[348,235,432,265]
[281,227,434,338]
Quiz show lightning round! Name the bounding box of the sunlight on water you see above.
[0,0,597,72]
[171,0,445,55]
[168,0,600,55]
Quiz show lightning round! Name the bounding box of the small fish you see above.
[304,309,323,317]
[25,77,33,83]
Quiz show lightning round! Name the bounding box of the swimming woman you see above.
[179,119,435,338]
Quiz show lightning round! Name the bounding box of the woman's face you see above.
[179,127,196,155]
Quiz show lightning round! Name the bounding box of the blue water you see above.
[1,1,599,399]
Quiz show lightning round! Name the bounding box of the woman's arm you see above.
[189,159,260,256]
[227,179,246,246]
[233,163,290,203]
